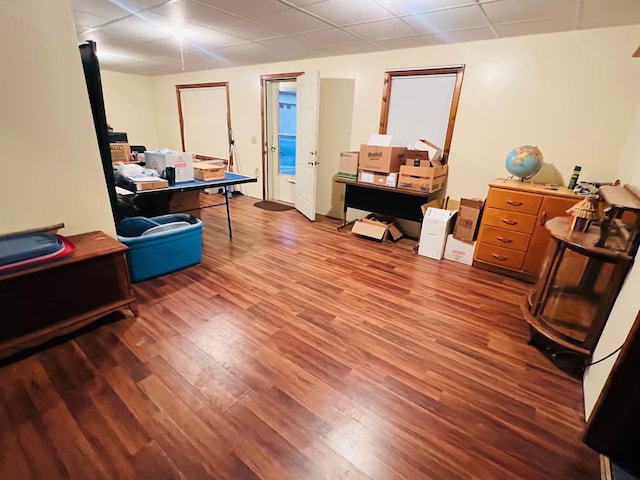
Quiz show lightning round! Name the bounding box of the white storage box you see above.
[418,208,457,260]
[145,150,194,183]
[443,234,476,265]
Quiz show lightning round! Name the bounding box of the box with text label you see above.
[358,145,407,173]
[453,198,485,242]
[338,151,359,180]
[110,143,131,163]
[145,151,194,183]
[444,234,476,265]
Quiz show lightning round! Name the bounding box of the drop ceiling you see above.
[72,0,640,76]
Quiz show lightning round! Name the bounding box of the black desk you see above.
[335,178,437,228]
[117,172,257,238]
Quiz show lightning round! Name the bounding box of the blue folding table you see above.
[116,172,257,238]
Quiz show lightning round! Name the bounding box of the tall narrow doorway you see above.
[262,74,301,204]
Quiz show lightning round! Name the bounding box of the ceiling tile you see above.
[193,0,289,20]
[304,0,394,26]
[321,42,382,55]
[482,0,579,24]
[494,16,577,37]
[71,0,137,20]
[404,4,490,33]
[152,0,282,39]
[297,28,363,46]
[581,0,640,16]
[257,36,322,57]
[255,9,333,33]
[373,34,435,50]
[345,17,419,40]
[579,10,640,28]
[427,26,497,43]
[373,0,477,16]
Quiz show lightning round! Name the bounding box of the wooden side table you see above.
[0,231,137,360]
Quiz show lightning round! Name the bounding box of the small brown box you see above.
[132,178,169,191]
[193,162,225,181]
[169,190,201,218]
[453,198,485,242]
[110,143,131,163]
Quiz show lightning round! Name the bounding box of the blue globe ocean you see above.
[505,145,543,180]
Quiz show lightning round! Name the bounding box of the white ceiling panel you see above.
[405,4,490,33]
[345,18,419,40]
[297,28,364,46]
[373,0,479,16]
[304,0,394,25]
[70,0,640,75]
[494,16,577,37]
[255,9,333,33]
[481,0,580,24]
[374,35,435,50]
[428,26,496,43]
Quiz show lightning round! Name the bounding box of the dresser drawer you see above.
[475,243,525,271]
[477,225,531,252]
[486,188,542,214]
[481,207,537,234]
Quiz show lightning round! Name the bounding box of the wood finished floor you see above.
[0,193,599,479]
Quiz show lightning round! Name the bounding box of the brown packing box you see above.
[397,164,448,193]
[193,161,225,181]
[453,198,485,242]
[132,178,169,191]
[351,214,403,242]
[338,151,359,179]
[110,143,131,163]
[358,145,406,173]
[169,190,201,218]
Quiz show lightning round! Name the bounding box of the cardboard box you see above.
[169,190,201,218]
[414,139,444,166]
[338,152,359,180]
[145,151,195,183]
[444,234,476,265]
[110,143,131,163]
[131,178,169,191]
[358,170,398,187]
[397,164,448,193]
[417,207,457,260]
[193,161,225,181]
[453,198,485,242]
[351,214,403,242]
[358,145,407,173]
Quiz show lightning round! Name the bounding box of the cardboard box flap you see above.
[351,220,387,241]
[414,139,443,166]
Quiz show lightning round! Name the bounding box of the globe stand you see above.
[504,175,536,184]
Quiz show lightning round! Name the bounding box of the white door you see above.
[266,81,296,204]
[294,70,320,221]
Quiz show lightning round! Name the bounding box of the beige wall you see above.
[0,0,115,237]
[101,70,159,150]
[119,25,639,211]
[583,101,640,419]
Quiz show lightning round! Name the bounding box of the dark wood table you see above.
[335,177,441,229]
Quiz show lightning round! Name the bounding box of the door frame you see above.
[176,82,234,168]
[260,72,303,200]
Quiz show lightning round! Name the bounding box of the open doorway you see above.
[261,73,302,205]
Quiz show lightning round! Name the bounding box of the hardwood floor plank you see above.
[0,195,599,479]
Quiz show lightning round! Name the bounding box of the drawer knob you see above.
[496,236,512,243]
[501,218,517,226]
[506,200,523,206]
[492,253,508,261]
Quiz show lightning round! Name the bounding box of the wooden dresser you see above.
[473,179,580,282]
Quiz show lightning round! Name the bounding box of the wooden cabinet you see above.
[473,179,580,282]
[0,231,137,360]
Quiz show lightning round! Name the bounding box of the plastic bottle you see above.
[567,166,581,190]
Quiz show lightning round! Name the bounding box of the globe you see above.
[505,145,543,180]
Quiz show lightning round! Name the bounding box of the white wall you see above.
[100,70,159,150]
[0,0,115,236]
[124,25,639,210]
[583,101,640,419]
